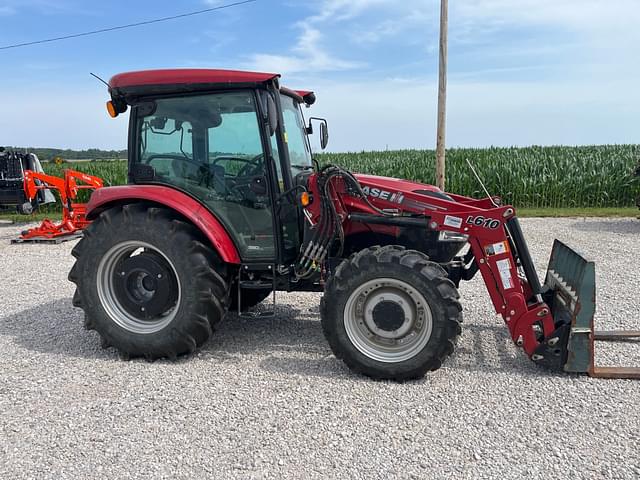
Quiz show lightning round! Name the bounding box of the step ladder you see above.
[237,263,276,319]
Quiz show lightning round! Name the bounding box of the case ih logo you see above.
[362,186,405,204]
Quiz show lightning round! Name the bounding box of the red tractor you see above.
[69,69,639,380]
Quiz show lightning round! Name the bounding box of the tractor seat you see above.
[210,165,226,194]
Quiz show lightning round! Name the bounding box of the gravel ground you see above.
[0,217,639,480]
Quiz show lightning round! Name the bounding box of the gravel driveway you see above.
[1,217,639,479]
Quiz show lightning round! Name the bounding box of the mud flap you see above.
[535,240,640,379]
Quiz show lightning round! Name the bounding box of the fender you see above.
[86,185,241,264]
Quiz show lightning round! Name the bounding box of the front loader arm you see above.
[426,207,556,356]
[320,179,562,363]
[340,182,639,377]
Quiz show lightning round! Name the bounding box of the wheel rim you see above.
[97,241,181,334]
[343,278,433,363]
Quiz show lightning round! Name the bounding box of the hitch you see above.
[534,240,640,379]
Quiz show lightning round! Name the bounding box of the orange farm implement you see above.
[14,169,103,243]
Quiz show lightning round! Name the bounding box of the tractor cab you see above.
[107,69,325,267]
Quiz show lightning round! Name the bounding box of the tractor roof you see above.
[109,69,313,103]
[109,69,279,89]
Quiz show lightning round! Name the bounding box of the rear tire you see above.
[69,203,230,360]
[321,246,462,380]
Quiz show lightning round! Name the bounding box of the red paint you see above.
[109,69,279,89]
[86,185,241,264]
[294,90,313,99]
[354,173,442,194]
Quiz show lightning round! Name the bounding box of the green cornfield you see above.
[43,160,127,187]
[321,145,640,208]
[40,145,640,210]
[40,160,127,210]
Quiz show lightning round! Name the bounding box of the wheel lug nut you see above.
[157,274,162,279]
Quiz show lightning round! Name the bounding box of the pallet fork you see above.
[536,240,640,379]
[15,169,103,242]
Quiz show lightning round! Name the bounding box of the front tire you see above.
[321,246,462,380]
[69,204,229,360]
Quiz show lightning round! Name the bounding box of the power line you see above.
[0,0,258,51]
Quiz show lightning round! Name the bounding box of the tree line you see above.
[1,147,127,162]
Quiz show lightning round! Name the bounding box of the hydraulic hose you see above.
[295,164,377,279]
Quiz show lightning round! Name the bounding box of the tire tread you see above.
[321,246,462,380]
[68,203,230,360]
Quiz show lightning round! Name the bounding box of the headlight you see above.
[438,230,469,242]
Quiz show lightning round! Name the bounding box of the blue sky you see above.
[1,0,639,152]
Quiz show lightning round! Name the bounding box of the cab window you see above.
[270,94,313,183]
[281,95,312,169]
[136,92,275,260]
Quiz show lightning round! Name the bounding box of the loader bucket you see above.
[536,240,640,379]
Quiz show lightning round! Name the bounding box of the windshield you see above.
[279,94,313,168]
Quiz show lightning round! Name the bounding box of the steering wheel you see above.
[211,154,264,177]
[237,154,265,177]
[144,154,232,196]
[217,154,266,204]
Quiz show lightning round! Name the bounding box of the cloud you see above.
[6,0,639,150]
[306,0,393,23]
[240,0,640,151]
[453,0,640,79]
[248,0,640,76]
[8,74,639,151]
[305,72,640,152]
[245,23,363,75]
[454,0,640,29]
[245,0,405,75]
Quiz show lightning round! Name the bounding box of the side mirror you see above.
[308,117,329,150]
[320,122,329,150]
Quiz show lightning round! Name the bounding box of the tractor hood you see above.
[353,173,443,200]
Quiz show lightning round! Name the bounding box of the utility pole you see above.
[435,0,448,191]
